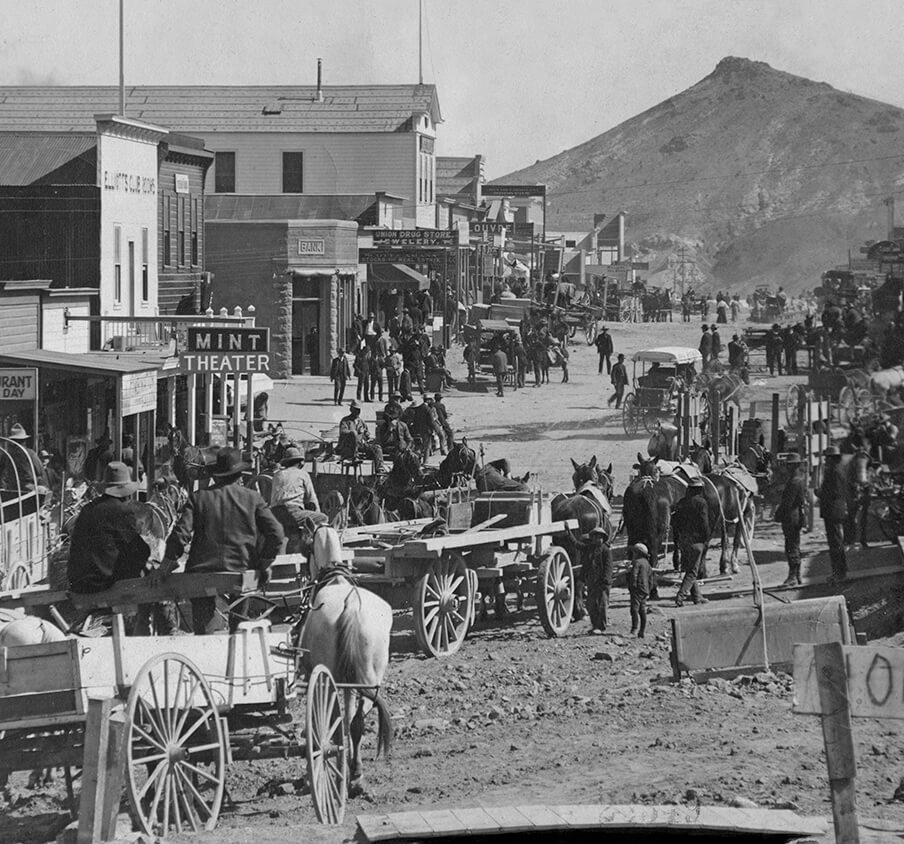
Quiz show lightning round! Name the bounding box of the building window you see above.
[214,151,235,193]
[141,227,149,302]
[114,225,122,304]
[565,239,577,248]
[163,195,171,266]
[191,197,199,265]
[177,197,186,266]
[128,241,135,306]
[282,152,304,193]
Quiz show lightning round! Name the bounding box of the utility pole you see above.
[119,0,125,115]
[418,0,423,84]
[674,245,696,296]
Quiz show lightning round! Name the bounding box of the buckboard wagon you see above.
[0,571,356,838]
[340,490,580,658]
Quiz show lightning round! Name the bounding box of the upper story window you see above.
[214,151,236,193]
[282,152,304,193]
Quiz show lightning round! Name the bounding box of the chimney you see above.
[316,58,323,102]
[886,196,896,240]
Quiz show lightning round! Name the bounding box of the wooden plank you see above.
[383,810,433,836]
[706,563,904,601]
[481,805,535,832]
[420,808,467,834]
[448,807,504,834]
[77,697,116,844]
[355,813,399,842]
[390,519,579,557]
[514,804,567,829]
[814,642,861,843]
[794,643,904,718]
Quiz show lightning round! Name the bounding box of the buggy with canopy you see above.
[622,346,703,435]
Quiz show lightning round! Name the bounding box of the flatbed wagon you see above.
[0,571,356,837]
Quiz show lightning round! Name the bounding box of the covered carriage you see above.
[622,347,703,436]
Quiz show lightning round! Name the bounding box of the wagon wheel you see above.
[620,301,633,323]
[584,319,598,346]
[412,552,471,658]
[305,665,348,825]
[838,385,858,425]
[125,653,226,837]
[855,387,874,418]
[322,490,346,529]
[622,394,639,436]
[535,546,574,637]
[785,384,806,429]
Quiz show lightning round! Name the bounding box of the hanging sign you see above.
[120,370,158,416]
[181,327,271,373]
[372,229,456,246]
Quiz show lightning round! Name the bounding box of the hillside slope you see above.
[496,57,904,293]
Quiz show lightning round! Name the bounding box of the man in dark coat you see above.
[782,326,799,375]
[765,323,784,375]
[608,353,628,408]
[433,393,454,451]
[699,325,713,366]
[491,345,508,397]
[160,448,284,634]
[376,402,413,460]
[776,453,807,585]
[338,400,385,471]
[627,542,653,638]
[817,445,848,584]
[594,327,614,374]
[673,478,711,605]
[330,348,351,406]
[727,334,744,369]
[711,327,723,362]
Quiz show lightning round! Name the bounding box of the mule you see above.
[293,524,393,797]
[169,427,221,491]
[622,453,685,570]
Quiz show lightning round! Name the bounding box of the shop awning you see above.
[367,263,430,291]
[290,268,358,277]
[0,348,159,377]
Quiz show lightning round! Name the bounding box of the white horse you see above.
[295,524,393,797]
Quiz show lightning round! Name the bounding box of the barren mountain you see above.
[496,57,904,293]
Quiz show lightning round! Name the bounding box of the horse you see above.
[169,427,222,491]
[291,523,393,798]
[647,422,680,461]
[550,457,614,631]
[436,439,478,488]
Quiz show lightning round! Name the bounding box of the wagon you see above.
[622,347,703,436]
[785,367,874,429]
[0,571,358,837]
[553,303,604,345]
[340,491,580,659]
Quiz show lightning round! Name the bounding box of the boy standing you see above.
[627,543,653,638]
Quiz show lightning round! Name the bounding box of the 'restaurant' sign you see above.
[481,184,547,197]
[359,249,445,266]
[180,327,271,373]
[0,368,37,400]
[372,229,456,246]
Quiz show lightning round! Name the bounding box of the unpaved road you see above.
[3,314,904,844]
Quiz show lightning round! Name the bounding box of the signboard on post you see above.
[372,229,457,246]
[481,184,547,197]
[180,327,271,373]
[119,370,157,416]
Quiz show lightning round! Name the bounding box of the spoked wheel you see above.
[306,665,348,825]
[855,387,874,417]
[412,552,471,657]
[838,385,856,426]
[622,394,639,435]
[786,384,806,429]
[535,546,574,637]
[585,319,598,345]
[125,653,226,837]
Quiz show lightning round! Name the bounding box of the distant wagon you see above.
[622,346,703,435]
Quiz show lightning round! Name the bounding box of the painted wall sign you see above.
[102,170,157,194]
[0,368,37,401]
[372,229,456,246]
[297,239,326,256]
[481,184,547,197]
[187,327,270,354]
[179,353,270,373]
[174,173,190,194]
[119,370,158,416]
[359,249,445,265]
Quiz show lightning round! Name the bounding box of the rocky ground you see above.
[3,313,904,843]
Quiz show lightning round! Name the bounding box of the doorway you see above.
[292,299,321,374]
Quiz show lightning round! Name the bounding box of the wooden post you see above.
[77,697,124,844]
[770,391,780,456]
[232,373,240,449]
[187,373,197,444]
[813,641,860,843]
[710,387,720,463]
[204,374,214,444]
[246,373,255,460]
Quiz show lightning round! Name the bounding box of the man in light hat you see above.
[270,447,319,513]
[673,477,711,605]
[817,445,848,584]
[775,453,807,585]
[1,422,47,493]
[337,400,385,472]
[627,543,653,638]
[160,447,284,634]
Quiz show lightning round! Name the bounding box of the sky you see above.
[3,0,904,177]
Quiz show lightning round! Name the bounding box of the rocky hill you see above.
[495,57,904,293]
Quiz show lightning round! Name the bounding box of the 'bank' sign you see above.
[0,368,37,400]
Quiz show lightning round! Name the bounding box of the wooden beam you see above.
[389,519,579,558]
[77,697,123,844]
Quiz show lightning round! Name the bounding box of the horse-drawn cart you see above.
[0,571,358,836]
[342,494,579,659]
[622,347,703,436]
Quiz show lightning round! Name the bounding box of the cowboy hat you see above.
[280,446,305,467]
[7,423,29,440]
[210,447,251,478]
[434,393,443,401]
[348,400,361,412]
[101,461,140,498]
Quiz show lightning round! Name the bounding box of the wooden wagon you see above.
[0,571,357,838]
[340,490,579,659]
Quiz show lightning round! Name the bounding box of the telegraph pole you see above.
[674,245,696,295]
[119,0,125,115]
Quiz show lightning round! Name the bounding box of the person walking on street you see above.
[492,344,508,397]
[595,326,613,374]
[699,325,712,367]
[609,353,628,408]
[783,326,799,376]
[387,347,403,397]
[730,296,741,322]
[711,327,723,362]
[627,543,653,638]
[765,323,783,375]
[673,478,712,604]
[817,445,848,584]
[330,348,351,406]
[159,448,284,634]
[776,453,806,585]
[434,393,454,451]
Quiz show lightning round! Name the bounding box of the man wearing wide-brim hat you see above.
[673,476,711,606]
[270,446,319,514]
[160,447,284,634]
[775,453,807,586]
[1,422,48,493]
[817,445,848,584]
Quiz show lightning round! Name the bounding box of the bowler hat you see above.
[101,461,140,498]
[7,423,29,441]
[210,447,251,478]
[823,445,841,457]
[434,393,443,401]
[784,453,802,465]
[280,447,305,467]
[629,543,649,559]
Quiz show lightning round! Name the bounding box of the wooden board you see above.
[794,642,904,719]
[671,595,851,680]
[356,804,827,841]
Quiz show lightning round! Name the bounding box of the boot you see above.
[782,561,799,587]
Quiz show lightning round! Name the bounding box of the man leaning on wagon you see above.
[157,447,284,634]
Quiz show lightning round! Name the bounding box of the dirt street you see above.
[3,314,903,844]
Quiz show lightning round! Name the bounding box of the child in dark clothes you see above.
[627,542,653,638]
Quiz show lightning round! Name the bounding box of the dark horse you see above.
[169,427,222,491]
[436,440,530,492]
[347,448,436,526]
[550,456,614,630]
